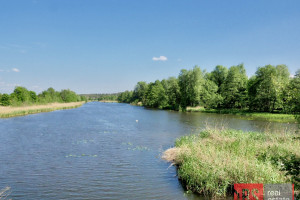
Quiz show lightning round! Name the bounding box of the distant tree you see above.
[29,91,37,103]
[80,95,88,102]
[12,86,30,103]
[221,64,248,109]
[0,94,11,106]
[60,89,78,103]
[117,90,133,103]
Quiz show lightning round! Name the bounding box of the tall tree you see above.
[178,66,204,109]
[132,81,148,103]
[210,65,228,94]
[166,77,181,110]
[285,69,300,113]
[221,64,248,108]
[201,78,222,109]
[144,80,168,109]
[11,86,30,103]
[249,65,289,112]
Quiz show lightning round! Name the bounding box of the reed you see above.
[163,128,300,197]
[0,102,84,118]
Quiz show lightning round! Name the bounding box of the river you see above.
[0,102,297,199]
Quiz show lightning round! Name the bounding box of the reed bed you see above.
[0,102,84,118]
[163,128,300,198]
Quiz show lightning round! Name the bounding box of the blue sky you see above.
[0,0,299,94]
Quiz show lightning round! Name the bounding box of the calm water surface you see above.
[0,102,297,199]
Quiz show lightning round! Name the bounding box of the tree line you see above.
[117,64,300,114]
[0,87,86,106]
[80,93,120,101]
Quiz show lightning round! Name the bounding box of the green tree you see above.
[117,90,133,103]
[60,89,78,103]
[0,93,11,106]
[178,66,204,109]
[221,64,248,109]
[12,86,30,104]
[210,65,228,94]
[166,77,181,110]
[286,70,300,113]
[132,81,148,103]
[29,91,37,103]
[201,79,222,109]
[249,65,289,112]
[144,80,168,109]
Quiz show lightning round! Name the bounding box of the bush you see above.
[0,94,11,106]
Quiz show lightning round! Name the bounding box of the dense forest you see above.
[118,64,300,114]
[0,87,86,106]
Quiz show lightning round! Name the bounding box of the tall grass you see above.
[0,102,84,118]
[163,128,300,198]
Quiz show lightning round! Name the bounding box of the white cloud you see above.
[12,68,20,72]
[152,56,168,61]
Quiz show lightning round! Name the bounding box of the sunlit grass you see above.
[163,128,300,197]
[0,102,85,118]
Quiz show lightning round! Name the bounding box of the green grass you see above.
[164,128,300,197]
[186,107,297,123]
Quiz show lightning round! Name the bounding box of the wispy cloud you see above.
[152,56,168,61]
[12,68,20,72]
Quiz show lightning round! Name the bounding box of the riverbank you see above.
[99,100,118,103]
[186,106,297,123]
[0,101,85,118]
[163,128,300,198]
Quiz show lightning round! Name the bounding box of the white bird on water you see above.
[136,120,138,123]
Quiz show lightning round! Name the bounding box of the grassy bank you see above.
[186,106,297,123]
[163,128,300,198]
[0,101,85,118]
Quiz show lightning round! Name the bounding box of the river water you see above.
[0,102,297,199]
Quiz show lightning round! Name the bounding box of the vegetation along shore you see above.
[186,106,297,123]
[0,86,86,118]
[0,101,85,118]
[162,128,300,198]
[117,64,300,123]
